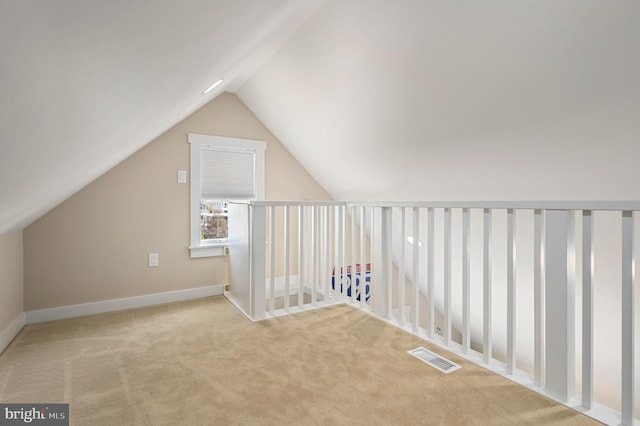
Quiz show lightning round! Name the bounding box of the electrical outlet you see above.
[148,253,159,267]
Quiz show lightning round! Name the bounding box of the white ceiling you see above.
[2,0,640,235]
[239,0,640,202]
[0,0,322,235]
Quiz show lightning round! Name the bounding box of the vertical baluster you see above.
[544,209,575,403]
[369,206,375,309]
[334,206,340,299]
[412,207,420,334]
[251,204,267,321]
[427,208,435,338]
[621,211,635,426]
[444,208,452,345]
[320,206,325,304]
[284,206,290,311]
[399,207,406,325]
[351,206,357,304]
[534,209,543,387]
[462,208,471,353]
[342,205,347,301]
[506,209,516,374]
[304,206,309,299]
[269,205,276,314]
[323,206,330,302]
[567,211,576,398]
[360,206,366,307]
[582,210,593,410]
[387,207,393,319]
[311,206,318,306]
[483,208,493,363]
[298,206,304,309]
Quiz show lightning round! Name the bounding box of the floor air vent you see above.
[408,347,461,374]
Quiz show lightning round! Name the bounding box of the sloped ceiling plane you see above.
[1,0,639,236]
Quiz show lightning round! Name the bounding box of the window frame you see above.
[188,133,265,258]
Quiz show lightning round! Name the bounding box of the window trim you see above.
[188,133,266,258]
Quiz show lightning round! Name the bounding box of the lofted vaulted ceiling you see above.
[0,0,322,235]
[2,0,640,236]
[238,0,640,202]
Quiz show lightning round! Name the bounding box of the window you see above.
[189,134,265,258]
[200,200,228,240]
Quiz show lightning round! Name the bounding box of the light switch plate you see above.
[177,170,187,184]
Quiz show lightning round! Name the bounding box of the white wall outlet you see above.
[177,170,187,184]
[148,253,159,267]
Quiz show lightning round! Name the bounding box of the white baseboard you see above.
[223,291,255,322]
[25,285,225,324]
[264,275,330,301]
[0,312,26,354]
[266,275,300,298]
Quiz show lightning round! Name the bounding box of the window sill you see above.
[189,244,228,258]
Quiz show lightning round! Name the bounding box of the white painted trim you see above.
[224,291,255,322]
[251,201,346,207]
[264,298,346,320]
[265,275,300,297]
[265,277,327,299]
[24,285,225,324]
[0,312,26,354]
[251,200,640,211]
[188,133,266,253]
[264,276,329,301]
[189,244,227,258]
[345,201,640,211]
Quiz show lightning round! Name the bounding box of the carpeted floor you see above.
[0,296,599,425]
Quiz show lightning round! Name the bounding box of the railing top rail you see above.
[247,200,640,211]
[346,201,640,211]
[247,201,347,207]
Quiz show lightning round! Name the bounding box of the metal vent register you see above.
[408,347,461,374]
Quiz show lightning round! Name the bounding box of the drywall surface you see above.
[239,0,640,203]
[0,231,23,334]
[23,93,331,310]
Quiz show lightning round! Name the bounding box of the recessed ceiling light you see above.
[203,78,223,94]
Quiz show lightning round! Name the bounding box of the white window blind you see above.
[200,147,255,199]
[189,133,265,257]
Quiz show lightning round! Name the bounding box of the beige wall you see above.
[24,93,331,311]
[0,231,23,332]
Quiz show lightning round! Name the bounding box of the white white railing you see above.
[227,200,640,426]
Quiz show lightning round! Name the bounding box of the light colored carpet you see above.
[0,296,599,425]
